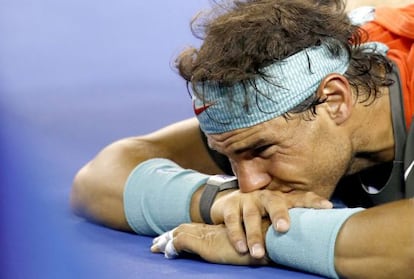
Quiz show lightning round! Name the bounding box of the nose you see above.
[234,159,272,193]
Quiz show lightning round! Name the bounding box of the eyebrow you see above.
[233,138,268,155]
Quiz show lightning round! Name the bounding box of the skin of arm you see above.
[334,198,414,279]
[157,198,414,279]
[70,117,222,231]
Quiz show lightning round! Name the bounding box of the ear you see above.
[317,74,353,125]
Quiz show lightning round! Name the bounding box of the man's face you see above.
[207,111,353,199]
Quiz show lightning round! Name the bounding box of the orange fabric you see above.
[362,5,414,129]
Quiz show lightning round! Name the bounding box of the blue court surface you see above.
[1,1,324,278]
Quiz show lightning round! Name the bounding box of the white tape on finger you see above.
[153,230,175,253]
[165,239,179,259]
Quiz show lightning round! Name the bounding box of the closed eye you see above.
[253,144,273,157]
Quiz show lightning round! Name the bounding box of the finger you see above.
[223,207,248,254]
[173,225,246,265]
[172,224,210,259]
[173,231,199,255]
[173,223,269,266]
[288,191,333,209]
[260,192,291,233]
[156,224,200,258]
[242,203,266,259]
[164,239,179,259]
[151,229,174,253]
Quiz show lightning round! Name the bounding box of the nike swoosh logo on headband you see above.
[193,101,214,116]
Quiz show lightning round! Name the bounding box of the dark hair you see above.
[175,0,394,120]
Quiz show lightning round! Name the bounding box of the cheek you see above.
[267,154,309,184]
[273,120,353,196]
[307,140,353,196]
[268,142,351,197]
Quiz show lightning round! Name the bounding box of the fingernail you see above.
[150,244,159,253]
[237,240,248,253]
[251,244,265,258]
[276,219,289,232]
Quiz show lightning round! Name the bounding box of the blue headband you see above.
[192,41,351,134]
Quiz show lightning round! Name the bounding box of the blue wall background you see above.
[0,1,207,278]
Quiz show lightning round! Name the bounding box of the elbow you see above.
[70,161,110,221]
[70,164,93,218]
[68,138,145,231]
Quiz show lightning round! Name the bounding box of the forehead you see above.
[206,117,295,152]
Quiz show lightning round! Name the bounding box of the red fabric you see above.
[362,5,414,128]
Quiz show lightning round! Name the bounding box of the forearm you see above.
[335,198,414,279]
[265,201,414,278]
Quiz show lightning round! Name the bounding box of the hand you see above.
[210,189,333,259]
[151,220,271,266]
